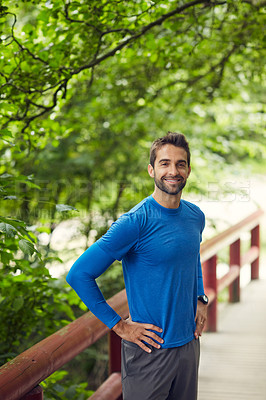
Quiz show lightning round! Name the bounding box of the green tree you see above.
[1,0,265,137]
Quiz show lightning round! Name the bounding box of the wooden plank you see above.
[199,276,266,400]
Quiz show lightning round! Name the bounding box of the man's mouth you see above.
[163,177,183,184]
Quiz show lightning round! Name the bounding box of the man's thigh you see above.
[167,338,200,400]
[121,339,200,400]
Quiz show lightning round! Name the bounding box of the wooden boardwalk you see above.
[198,273,266,400]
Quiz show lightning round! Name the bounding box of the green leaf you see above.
[13,296,24,312]
[18,239,36,255]
[56,204,78,212]
[36,226,51,234]
[65,385,78,399]
[0,222,17,237]
[53,384,65,393]
[0,251,13,264]
[0,128,13,138]
[44,256,63,263]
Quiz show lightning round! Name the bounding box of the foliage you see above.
[1,0,265,220]
[0,218,77,363]
[42,370,94,400]
[0,0,265,142]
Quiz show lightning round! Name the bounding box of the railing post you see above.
[20,386,43,400]
[203,255,217,332]
[229,239,241,302]
[251,225,260,280]
[108,330,122,400]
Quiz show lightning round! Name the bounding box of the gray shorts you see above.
[121,338,200,400]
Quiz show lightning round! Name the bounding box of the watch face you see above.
[198,295,208,304]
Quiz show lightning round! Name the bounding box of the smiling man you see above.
[66,132,208,400]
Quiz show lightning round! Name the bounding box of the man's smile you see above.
[163,177,183,184]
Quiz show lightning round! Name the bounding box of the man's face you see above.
[148,144,191,196]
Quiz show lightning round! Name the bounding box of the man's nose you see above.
[168,164,179,175]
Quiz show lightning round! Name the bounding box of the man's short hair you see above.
[149,132,191,168]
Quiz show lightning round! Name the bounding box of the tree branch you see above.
[62,2,102,34]
[72,0,209,75]
[4,12,49,65]
[3,0,212,132]
[152,43,239,101]
[1,0,259,134]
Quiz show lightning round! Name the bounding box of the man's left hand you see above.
[194,301,208,339]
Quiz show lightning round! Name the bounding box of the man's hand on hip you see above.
[112,318,164,353]
[194,301,208,339]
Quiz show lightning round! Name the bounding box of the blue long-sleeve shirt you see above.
[66,195,205,348]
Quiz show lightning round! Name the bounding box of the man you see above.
[66,132,208,400]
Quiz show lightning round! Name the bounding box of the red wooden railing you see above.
[0,208,263,400]
[201,209,263,332]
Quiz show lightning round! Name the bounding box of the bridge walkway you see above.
[199,270,266,400]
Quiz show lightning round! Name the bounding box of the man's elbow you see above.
[66,269,77,288]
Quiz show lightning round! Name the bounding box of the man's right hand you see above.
[112,318,164,353]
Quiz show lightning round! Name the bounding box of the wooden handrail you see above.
[201,208,263,332]
[0,208,263,400]
[89,373,122,400]
[0,290,129,400]
[200,209,263,262]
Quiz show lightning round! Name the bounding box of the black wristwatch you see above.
[198,294,209,305]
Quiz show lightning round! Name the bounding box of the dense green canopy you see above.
[1,0,265,220]
[1,1,265,141]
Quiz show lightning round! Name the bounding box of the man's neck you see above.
[152,189,182,209]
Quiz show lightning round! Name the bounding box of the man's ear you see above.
[188,166,191,178]
[148,164,154,178]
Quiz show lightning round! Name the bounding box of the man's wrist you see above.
[198,294,209,305]
[112,318,124,334]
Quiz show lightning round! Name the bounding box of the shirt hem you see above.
[160,334,195,349]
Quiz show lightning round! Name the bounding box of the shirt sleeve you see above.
[197,212,205,296]
[66,242,121,329]
[197,255,205,296]
[97,213,139,260]
[66,213,139,329]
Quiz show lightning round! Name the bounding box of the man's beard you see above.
[154,174,187,195]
